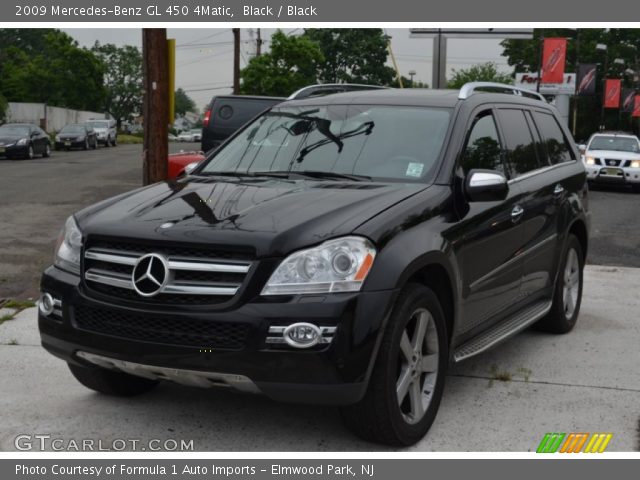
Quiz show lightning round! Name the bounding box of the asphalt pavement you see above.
[0,143,201,300]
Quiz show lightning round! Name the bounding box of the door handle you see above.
[553,184,565,196]
[511,205,524,222]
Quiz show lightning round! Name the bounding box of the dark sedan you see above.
[0,123,51,159]
[55,124,98,151]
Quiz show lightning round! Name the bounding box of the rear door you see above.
[455,108,527,334]
[496,107,571,298]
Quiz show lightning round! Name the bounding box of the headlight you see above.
[76,136,85,141]
[55,135,60,142]
[631,160,640,168]
[16,138,28,146]
[54,216,83,275]
[261,236,376,295]
[585,156,596,165]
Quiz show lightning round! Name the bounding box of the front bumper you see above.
[55,140,85,149]
[39,266,398,405]
[585,164,640,184]
[0,144,28,157]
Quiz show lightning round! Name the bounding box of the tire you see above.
[42,143,51,158]
[92,138,97,149]
[68,362,158,397]
[105,136,111,147]
[535,234,584,334]
[632,184,640,194]
[112,135,117,146]
[24,145,34,160]
[340,283,448,446]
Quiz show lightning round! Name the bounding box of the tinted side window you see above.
[498,109,541,177]
[461,112,504,175]
[533,111,575,164]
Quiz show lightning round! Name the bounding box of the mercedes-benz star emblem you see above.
[131,253,169,297]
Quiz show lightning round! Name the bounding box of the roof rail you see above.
[459,82,546,102]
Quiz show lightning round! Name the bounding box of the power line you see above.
[179,30,229,47]
[184,86,232,93]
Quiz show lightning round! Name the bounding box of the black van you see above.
[201,96,285,152]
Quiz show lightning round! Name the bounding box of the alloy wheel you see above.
[562,248,580,319]
[396,308,439,425]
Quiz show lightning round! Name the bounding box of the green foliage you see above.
[175,88,197,117]
[303,29,396,86]
[0,93,7,123]
[447,62,513,89]
[92,42,143,129]
[391,76,428,88]
[240,30,323,96]
[0,29,105,111]
[502,29,640,138]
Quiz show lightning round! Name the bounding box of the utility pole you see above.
[256,28,262,57]
[142,28,168,185]
[233,28,240,94]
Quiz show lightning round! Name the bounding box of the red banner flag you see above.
[541,38,567,84]
[633,96,640,118]
[604,79,622,108]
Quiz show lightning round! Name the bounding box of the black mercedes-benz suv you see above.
[39,83,590,446]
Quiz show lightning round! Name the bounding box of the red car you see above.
[167,151,205,179]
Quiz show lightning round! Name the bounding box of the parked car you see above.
[0,123,51,159]
[581,131,640,192]
[177,131,196,142]
[168,133,178,142]
[168,151,204,179]
[39,83,589,446]
[86,118,117,147]
[201,84,389,152]
[190,129,202,142]
[55,124,98,151]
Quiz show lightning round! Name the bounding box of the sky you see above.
[63,28,511,111]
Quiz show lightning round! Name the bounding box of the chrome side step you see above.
[453,300,552,363]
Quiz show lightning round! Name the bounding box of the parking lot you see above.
[0,145,639,451]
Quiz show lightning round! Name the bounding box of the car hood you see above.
[0,134,25,144]
[76,177,428,257]
[586,149,640,160]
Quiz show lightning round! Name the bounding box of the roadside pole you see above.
[142,28,169,185]
[233,28,240,94]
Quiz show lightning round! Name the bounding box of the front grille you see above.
[604,159,621,167]
[82,238,254,306]
[74,305,249,349]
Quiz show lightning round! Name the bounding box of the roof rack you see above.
[458,82,546,102]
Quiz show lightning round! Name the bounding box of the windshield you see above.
[199,105,451,182]
[589,136,640,153]
[0,126,30,136]
[87,121,108,129]
[61,125,85,134]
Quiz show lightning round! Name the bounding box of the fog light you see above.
[283,323,322,348]
[39,293,55,316]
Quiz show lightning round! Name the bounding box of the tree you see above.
[92,42,143,129]
[303,29,395,85]
[447,62,513,89]
[0,29,105,111]
[501,28,640,138]
[240,30,323,96]
[174,88,196,117]
[0,93,7,123]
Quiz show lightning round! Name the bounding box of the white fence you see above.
[5,103,111,132]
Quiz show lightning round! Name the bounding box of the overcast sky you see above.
[63,28,510,111]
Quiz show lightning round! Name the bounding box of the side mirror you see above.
[184,162,199,175]
[465,169,509,202]
[578,144,587,154]
[31,131,39,137]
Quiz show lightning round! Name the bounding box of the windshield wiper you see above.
[195,171,256,177]
[292,170,371,182]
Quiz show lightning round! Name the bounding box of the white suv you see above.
[86,119,117,147]
[582,132,640,192]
